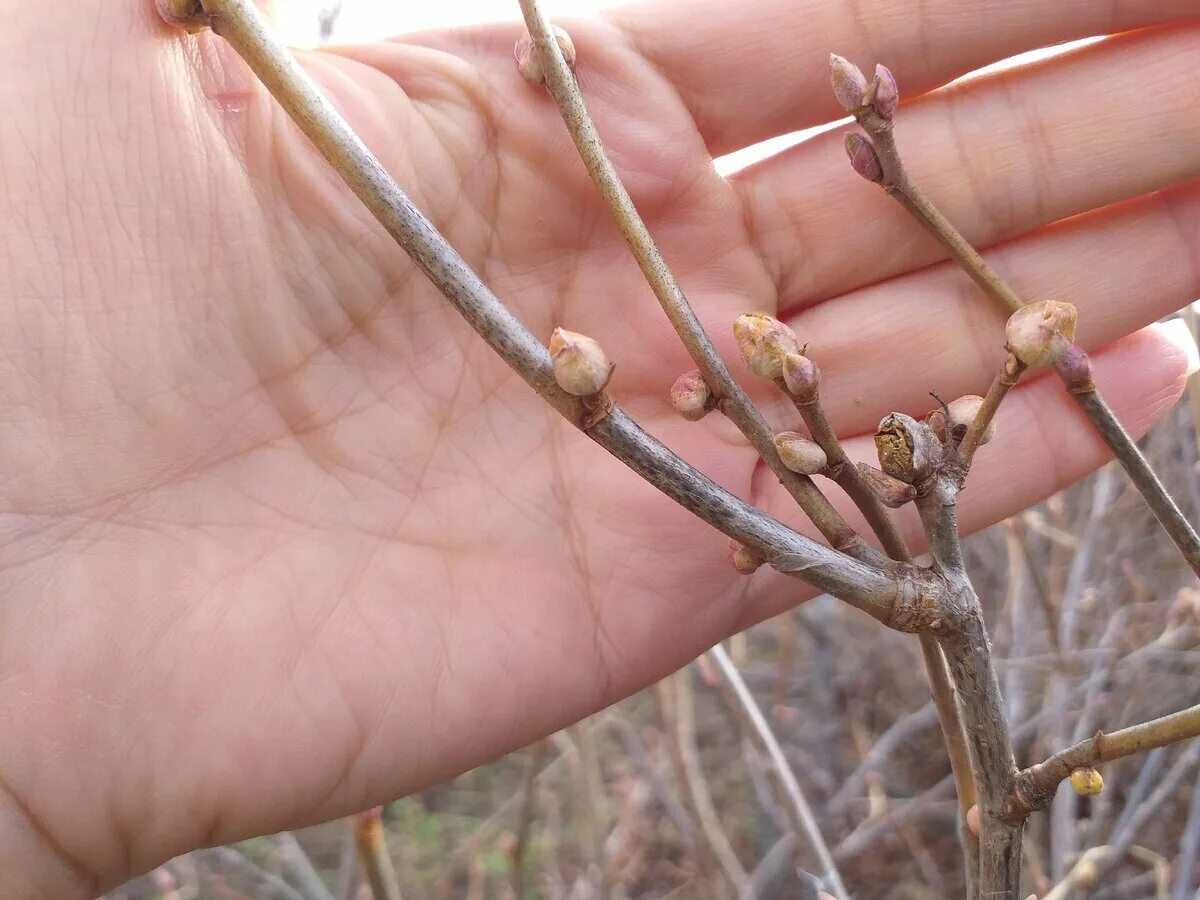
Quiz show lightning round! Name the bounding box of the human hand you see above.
[2,0,1198,893]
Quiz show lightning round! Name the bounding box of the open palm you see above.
[2,0,1199,894]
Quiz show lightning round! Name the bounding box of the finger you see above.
[606,0,1200,157]
[736,322,1193,629]
[737,25,1200,309]
[763,177,1200,439]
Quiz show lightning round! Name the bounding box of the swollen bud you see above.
[733,313,801,380]
[875,413,940,484]
[830,54,869,111]
[729,539,764,575]
[965,804,980,837]
[549,327,613,396]
[1056,344,1093,390]
[514,25,577,85]
[155,0,210,31]
[670,371,713,421]
[844,133,884,183]
[782,353,821,402]
[872,64,899,118]
[1005,300,1078,367]
[1069,767,1104,797]
[773,432,828,476]
[947,395,994,446]
[856,463,917,508]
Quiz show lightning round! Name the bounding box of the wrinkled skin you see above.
[1,0,1199,894]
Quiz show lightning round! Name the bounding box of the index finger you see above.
[606,0,1200,156]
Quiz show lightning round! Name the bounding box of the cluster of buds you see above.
[829,55,898,118]
[549,327,613,396]
[514,25,577,85]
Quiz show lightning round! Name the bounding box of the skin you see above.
[1,0,1199,893]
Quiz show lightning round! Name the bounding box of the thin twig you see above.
[1013,704,1200,815]
[708,643,849,899]
[518,0,878,563]
[960,354,1025,466]
[351,808,402,900]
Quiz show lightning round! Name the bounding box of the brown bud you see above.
[782,353,821,402]
[947,395,994,446]
[875,413,940,483]
[549,327,613,396]
[733,313,801,381]
[830,54,869,111]
[155,0,210,31]
[1005,300,1078,367]
[514,26,576,85]
[856,463,917,508]
[729,539,764,575]
[670,371,713,421]
[872,64,899,118]
[844,133,884,183]
[1055,344,1093,390]
[773,432,828,476]
[1069,767,1104,797]
[965,804,980,836]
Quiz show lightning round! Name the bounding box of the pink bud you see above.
[549,327,613,396]
[947,395,994,446]
[844,133,884,184]
[965,805,980,836]
[728,539,764,575]
[1005,300,1078,367]
[733,313,801,381]
[782,353,821,402]
[670,371,713,421]
[872,64,899,118]
[1055,344,1093,390]
[855,463,917,508]
[773,432,828,476]
[830,54,869,112]
[155,0,209,31]
[514,25,577,85]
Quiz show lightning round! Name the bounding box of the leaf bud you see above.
[549,327,613,397]
[1069,767,1104,797]
[733,313,801,381]
[1005,300,1078,367]
[844,133,884,183]
[855,463,918,508]
[155,0,210,31]
[514,25,576,85]
[729,539,764,575]
[670,371,713,421]
[773,432,828,476]
[1055,344,1093,390]
[874,413,941,484]
[965,804,980,836]
[782,353,821,401]
[947,394,994,446]
[830,54,869,111]
[872,64,899,118]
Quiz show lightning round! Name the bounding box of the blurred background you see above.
[108,2,1200,898]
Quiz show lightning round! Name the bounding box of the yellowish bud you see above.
[1069,767,1104,797]
[733,313,801,381]
[549,327,613,397]
[514,26,576,85]
[1005,300,1078,367]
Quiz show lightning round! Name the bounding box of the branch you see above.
[834,54,1200,580]
[707,643,849,899]
[350,808,402,900]
[1012,703,1200,815]
[182,0,926,623]
[517,0,877,563]
[959,353,1025,467]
